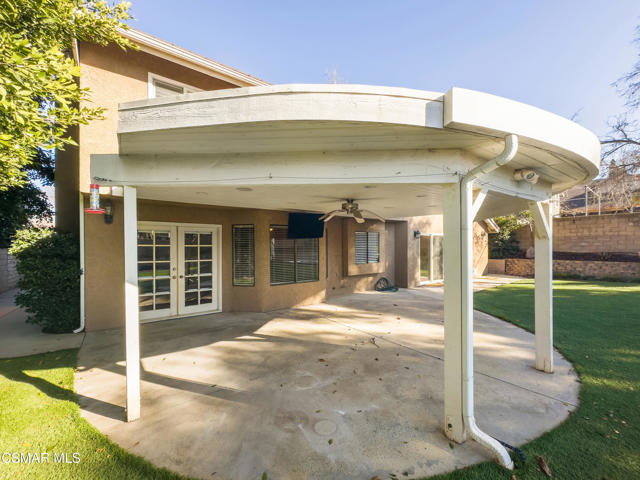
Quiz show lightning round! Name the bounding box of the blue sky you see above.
[127,1,640,138]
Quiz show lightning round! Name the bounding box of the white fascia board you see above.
[119,28,269,87]
[444,87,601,182]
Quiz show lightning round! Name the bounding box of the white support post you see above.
[530,201,553,373]
[443,182,465,442]
[124,186,141,421]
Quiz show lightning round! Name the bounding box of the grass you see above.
[1,280,638,479]
[0,349,192,479]
[429,279,640,480]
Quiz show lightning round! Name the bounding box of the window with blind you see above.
[149,74,200,98]
[355,231,380,264]
[232,225,255,286]
[270,225,319,284]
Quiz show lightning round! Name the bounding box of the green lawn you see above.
[1,280,638,479]
[430,279,640,480]
[0,349,192,479]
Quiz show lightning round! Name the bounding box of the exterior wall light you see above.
[103,200,114,224]
[414,230,422,239]
[513,168,539,184]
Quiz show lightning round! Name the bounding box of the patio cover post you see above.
[124,185,141,421]
[530,201,554,373]
[442,182,465,442]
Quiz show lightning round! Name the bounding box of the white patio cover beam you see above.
[529,200,554,373]
[124,186,141,421]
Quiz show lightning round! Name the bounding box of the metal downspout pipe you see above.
[460,134,518,469]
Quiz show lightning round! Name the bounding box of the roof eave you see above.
[118,27,269,87]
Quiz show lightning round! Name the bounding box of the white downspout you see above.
[460,134,518,469]
[74,192,85,333]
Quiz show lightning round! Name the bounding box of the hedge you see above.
[9,228,81,333]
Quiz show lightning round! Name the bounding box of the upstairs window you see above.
[148,73,200,98]
[355,231,380,264]
[270,225,319,285]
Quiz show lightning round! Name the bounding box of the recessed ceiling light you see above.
[236,187,253,192]
[195,191,208,196]
[416,194,426,198]
[364,185,376,189]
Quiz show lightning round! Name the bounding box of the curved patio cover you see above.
[93,84,600,220]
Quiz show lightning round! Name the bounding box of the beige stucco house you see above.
[55,29,601,468]
[56,29,490,332]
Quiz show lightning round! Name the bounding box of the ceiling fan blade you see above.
[354,215,366,224]
[319,210,341,221]
[361,209,386,223]
[352,209,364,220]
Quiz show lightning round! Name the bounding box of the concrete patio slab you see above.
[76,288,579,480]
[0,289,85,358]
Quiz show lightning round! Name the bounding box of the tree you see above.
[488,211,531,259]
[0,149,54,247]
[601,25,640,162]
[0,0,133,190]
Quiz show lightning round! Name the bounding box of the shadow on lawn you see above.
[0,349,124,421]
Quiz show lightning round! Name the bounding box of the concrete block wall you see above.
[0,249,18,292]
[514,213,640,254]
[505,258,640,280]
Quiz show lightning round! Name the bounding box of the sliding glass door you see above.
[419,234,444,283]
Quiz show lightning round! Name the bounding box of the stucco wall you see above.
[55,42,238,234]
[85,198,409,330]
[514,213,640,254]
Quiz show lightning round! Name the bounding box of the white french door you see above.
[137,222,220,322]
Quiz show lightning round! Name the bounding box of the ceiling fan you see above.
[319,199,385,224]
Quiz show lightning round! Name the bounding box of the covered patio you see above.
[89,84,600,470]
[76,288,579,480]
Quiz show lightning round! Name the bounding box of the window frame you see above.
[232,224,255,287]
[147,72,202,98]
[355,231,380,265]
[269,225,319,285]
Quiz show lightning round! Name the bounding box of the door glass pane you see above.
[433,235,444,281]
[138,246,153,261]
[137,229,173,315]
[139,295,154,311]
[185,262,198,275]
[138,262,153,277]
[155,295,170,310]
[185,233,198,245]
[155,232,170,245]
[199,233,212,245]
[138,232,153,244]
[139,279,153,295]
[155,246,170,261]
[185,276,198,291]
[181,229,216,309]
[420,236,431,282]
[185,291,198,306]
[156,278,170,293]
[199,246,212,260]
[155,262,170,277]
[200,290,212,304]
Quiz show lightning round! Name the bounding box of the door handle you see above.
[172,275,176,280]
[179,275,184,279]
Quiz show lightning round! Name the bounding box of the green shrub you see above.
[9,228,81,333]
